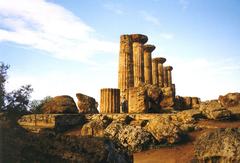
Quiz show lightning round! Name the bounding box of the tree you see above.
[5,85,33,115]
[30,96,52,114]
[0,62,33,118]
[0,62,9,111]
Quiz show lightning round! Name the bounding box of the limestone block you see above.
[76,93,99,114]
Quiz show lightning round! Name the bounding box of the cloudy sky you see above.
[0,0,239,103]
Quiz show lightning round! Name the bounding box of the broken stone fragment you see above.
[76,93,99,114]
[42,95,78,114]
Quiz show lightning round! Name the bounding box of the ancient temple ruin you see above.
[99,34,182,114]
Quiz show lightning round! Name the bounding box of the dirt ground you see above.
[133,120,240,163]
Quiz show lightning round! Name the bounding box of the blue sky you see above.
[0,0,239,102]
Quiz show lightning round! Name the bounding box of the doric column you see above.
[165,66,173,87]
[158,57,166,87]
[172,84,176,97]
[143,44,155,84]
[100,88,120,113]
[163,66,168,87]
[152,58,160,85]
[131,34,148,87]
[118,35,134,99]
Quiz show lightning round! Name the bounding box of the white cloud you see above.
[179,0,189,10]
[160,33,174,40]
[103,3,124,15]
[0,0,118,63]
[140,11,160,26]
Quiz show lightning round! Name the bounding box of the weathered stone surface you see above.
[42,95,78,114]
[132,40,145,86]
[143,44,155,84]
[131,34,148,44]
[145,116,182,144]
[158,57,166,88]
[160,87,175,108]
[100,88,120,113]
[194,128,240,162]
[218,92,240,108]
[152,58,160,85]
[165,66,173,87]
[118,34,134,100]
[199,100,232,120]
[128,84,163,113]
[2,117,133,163]
[105,121,155,152]
[18,114,85,133]
[81,115,112,137]
[128,85,148,113]
[76,93,99,114]
[192,97,200,108]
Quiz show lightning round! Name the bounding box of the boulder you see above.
[105,121,155,152]
[218,92,240,108]
[76,93,99,113]
[194,128,240,162]
[128,85,149,113]
[160,87,175,108]
[42,95,78,114]
[199,100,231,120]
[145,116,182,144]
[81,115,112,137]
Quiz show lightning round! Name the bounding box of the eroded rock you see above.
[194,128,240,162]
[42,95,78,114]
[76,93,99,114]
[199,100,231,120]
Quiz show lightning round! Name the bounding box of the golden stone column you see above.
[165,66,173,87]
[131,34,148,87]
[158,57,166,87]
[118,34,134,99]
[163,66,168,87]
[100,88,120,113]
[143,44,155,84]
[152,58,160,85]
[172,84,176,97]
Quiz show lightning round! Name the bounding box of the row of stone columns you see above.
[100,34,175,114]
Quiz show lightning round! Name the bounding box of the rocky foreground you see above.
[1,92,240,162]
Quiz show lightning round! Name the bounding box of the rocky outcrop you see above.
[1,117,133,163]
[199,100,231,120]
[160,87,175,108]
[42,95,78,114]
[105,121,155,152]
[81,115,112,137]
[218,92,240,108]
[194,128,240,162]
[76,93,99,114]
[18,114,85,133]
[145,116,182,144]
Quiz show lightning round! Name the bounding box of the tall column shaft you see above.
[131,34,148,87]
[158,63,164,87]
[163,67,168,87]
[143,45,155,85]
[157,57,166,87]
[152,58,160,85]
[166,66,173,87]
[100,88,120,113]
[118,35,134,99]
[133,42,144,87]
[144,51,152,84]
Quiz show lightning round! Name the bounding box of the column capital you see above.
[165,66,173,71]
[143,44,155,52]
[158,57,166,64]
[131,34,148,44]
